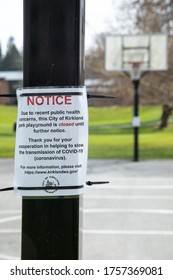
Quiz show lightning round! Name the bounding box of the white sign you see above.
[13,87,88,196]
[132,116,140,127]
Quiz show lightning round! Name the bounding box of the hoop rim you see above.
[128,61,144,68]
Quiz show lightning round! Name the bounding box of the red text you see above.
[27,95,72,106]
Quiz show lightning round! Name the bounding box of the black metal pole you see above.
[133,79,140,162]
[22,0,85,260]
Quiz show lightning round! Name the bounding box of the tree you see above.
[117,0,173,33]
[1,37,22,71]
[159,104,173,129]
[85,33,107,79]
[0,43,2,70]
[134,0,173,33]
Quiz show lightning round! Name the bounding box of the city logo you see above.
[42,176,59,193]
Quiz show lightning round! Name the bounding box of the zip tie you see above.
[0,94,16,97]
[0,187,14,192]
[87,93,115,99]
[86,181,109,186]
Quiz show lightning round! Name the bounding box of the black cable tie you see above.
[0,187,14,192]
[0,94,16,97]
[86,181,109,186]
[87,93,115,99]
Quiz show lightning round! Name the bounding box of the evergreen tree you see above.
[0,43,2,70]
[1,37,22,71]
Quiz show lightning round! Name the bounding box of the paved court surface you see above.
[1,159,173,260]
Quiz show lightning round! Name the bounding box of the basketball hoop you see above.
[105,34,168,162]
[129,62,143,81]
[105,34,168,72]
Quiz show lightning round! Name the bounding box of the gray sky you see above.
[0,0,23,54]
[85,0,121,49]
[0,0,121,54]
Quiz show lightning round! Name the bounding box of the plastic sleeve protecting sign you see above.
[13,87,88,196]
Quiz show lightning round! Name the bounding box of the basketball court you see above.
[1,159,173,260]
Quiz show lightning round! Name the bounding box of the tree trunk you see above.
[159,104,173,129]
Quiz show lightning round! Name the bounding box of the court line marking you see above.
[0,210,21,215]
[81,229,173,236]
[0,253,19,260]
[89,185,173,190]
[84,195,173,200]
[82,208,173,215]
[0,216,21,224]
[0,229,20,233]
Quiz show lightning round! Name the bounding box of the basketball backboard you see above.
[105,34,168,73]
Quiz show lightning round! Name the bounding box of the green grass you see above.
[88,105,173,160]
[0,105,17,157]
[1,104,173,159]
[88,131,173,159]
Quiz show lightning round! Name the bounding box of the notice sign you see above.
[13,87,88,196]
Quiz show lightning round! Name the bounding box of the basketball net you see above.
[129,62,142,81]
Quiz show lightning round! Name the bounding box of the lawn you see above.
[88,106,173,159]
[1,104,173,159]
[0,105,17,157]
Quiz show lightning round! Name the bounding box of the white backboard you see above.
[105,34,168,72]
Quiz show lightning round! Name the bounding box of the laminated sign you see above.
[13,87,88,196]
